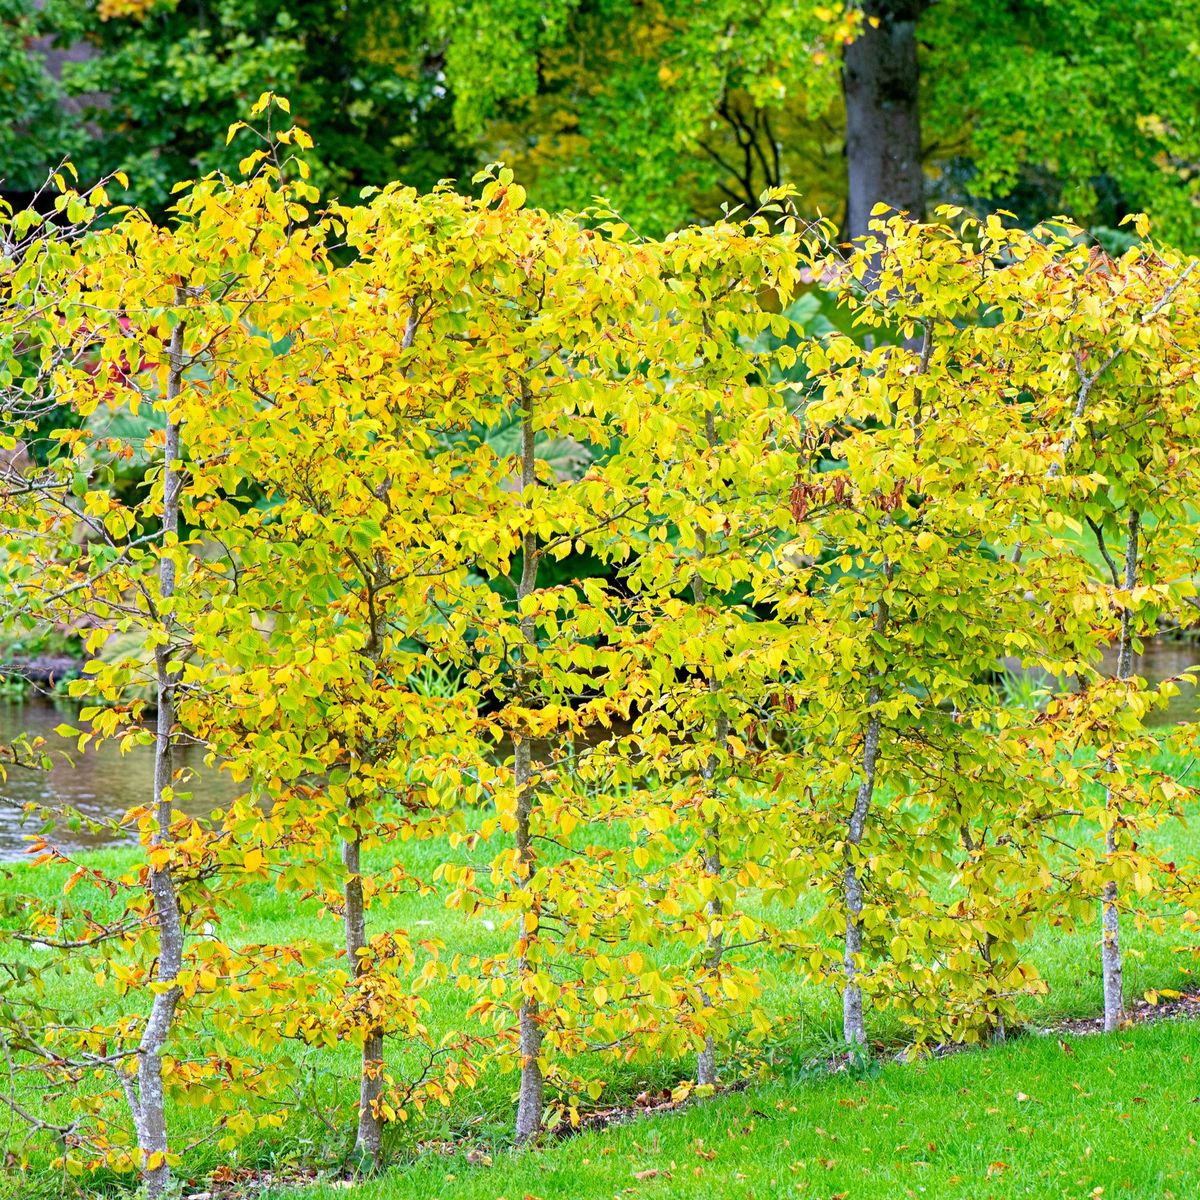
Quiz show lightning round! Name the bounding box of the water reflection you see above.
[1008,637,1200,728]
[1097,637,1200,727]
[3,636,1197,861]
[0,699,240,861]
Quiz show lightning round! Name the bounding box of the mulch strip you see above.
[1048,989,1200,1036]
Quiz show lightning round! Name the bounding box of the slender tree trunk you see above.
[1102,509,1140,1033]
[960,824,1005,1043]
[513,731,543,1141]
[843,699,880,1046]
[980,933,1006,1044]
[843,569,890,1048]
[843,0,927,241]
[694,740,726,1088]
[344,555,389,1167]
[132,297,186,1199]
[337,307,424,1166]
[343,829,384,1166]
[690,406,727,1089]
[691,585,727,1089]
[513,381,544,1143]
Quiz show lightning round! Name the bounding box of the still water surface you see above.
[2,637,1197,861]
[0,700,240,861]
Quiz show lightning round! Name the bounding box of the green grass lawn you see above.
[265,1018,1200,1200]
[3,743,1200,1197]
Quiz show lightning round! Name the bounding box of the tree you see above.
[425,0,1200,245]
[768,211,1200,1049]
[16,1,1200,242]
[0,0,81,200]
[1023,234,1200,1031]
[0,111,348,1195]
[612,211,808,1083]
[16,0,478,213]
[842,1,926,240]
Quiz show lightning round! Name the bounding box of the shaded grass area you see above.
[2,743,1200,1195]
[268,1018,1200,1200]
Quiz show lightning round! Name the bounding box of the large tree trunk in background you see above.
[29,0,103,125]
[843,0,927,240]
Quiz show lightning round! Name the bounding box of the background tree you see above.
[427,0,1200,244]
[13,0,478,213]
[0,0,80,200]
[13,2,1199,241]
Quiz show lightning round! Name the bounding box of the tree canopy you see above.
[5,0,1197,243]
[436,0,1200,242]
[5,0,477,207]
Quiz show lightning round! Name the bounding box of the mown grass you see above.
[267,1018,1200,1200]
[2,742,1199,1197]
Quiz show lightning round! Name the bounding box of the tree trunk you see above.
[513,382,544,1143]
[344,544,390,1168]
[694,826,724,1088]
[342,831,384,1166]
[692,661,726,1089]
[1102,509,1140,1033]
[843,0,927,241]
[843,569,890,1048]
[691,409,726,1089]
[960,824,1005,1043]
[980,932,1006,1044]
[843,699,880,1047]
[132,297,186,1199]
[513,732,544,1141]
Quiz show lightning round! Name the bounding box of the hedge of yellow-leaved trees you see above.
[3,100,1200,1196]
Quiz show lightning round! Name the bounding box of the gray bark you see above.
[1102,509,1140,1033]
[694,816,724,1089]
[344,547,389,1167]
[513,382,544,1143]
[843,1,928,241]
[343,832,384,1165]
[339,307,424,1167]
[961,825,1005,1043]
[132,298,186,1199]
[843,567,890,1047]
[691,408,726,1089]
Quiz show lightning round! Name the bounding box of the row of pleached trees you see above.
[4,103,1200,1195]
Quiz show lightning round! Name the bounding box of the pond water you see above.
[1,636,1197,861]
[1097,636,1200,728]
[0,699,241,862]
